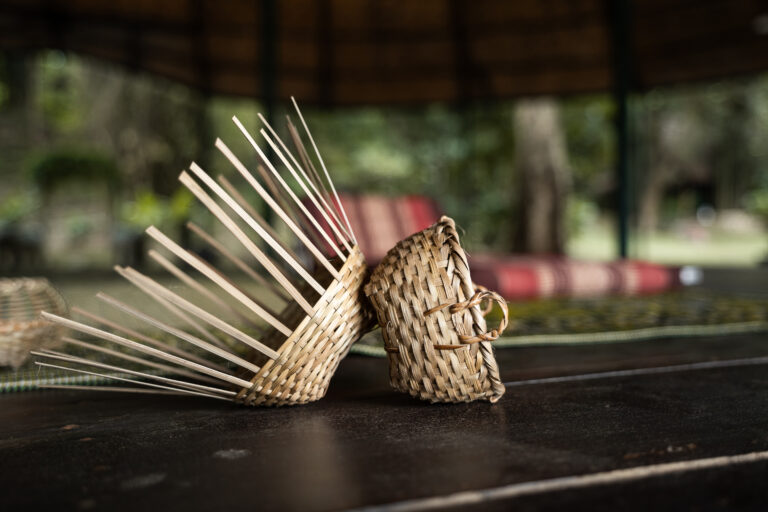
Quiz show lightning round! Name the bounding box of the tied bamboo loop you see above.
[426,289,508,350]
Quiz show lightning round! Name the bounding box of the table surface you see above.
[1,328,768,511]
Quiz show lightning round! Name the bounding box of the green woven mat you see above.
[4,290,768,392]
[350,289,768,356]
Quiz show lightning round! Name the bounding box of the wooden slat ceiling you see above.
[1,0,767,105]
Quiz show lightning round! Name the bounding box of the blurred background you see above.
[1,0,768,305]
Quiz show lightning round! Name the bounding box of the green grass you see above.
[568,225,768,266]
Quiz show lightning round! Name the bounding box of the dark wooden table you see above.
[1,329,768,511]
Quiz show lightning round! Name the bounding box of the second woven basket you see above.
[365,216,507,404]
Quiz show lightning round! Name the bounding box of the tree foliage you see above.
[1,50,768,262]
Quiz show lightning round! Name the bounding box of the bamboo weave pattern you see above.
[238,246,373,406]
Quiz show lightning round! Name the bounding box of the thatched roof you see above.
[2,0,767,104]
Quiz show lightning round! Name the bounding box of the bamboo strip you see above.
[179,172,314,316]
[216,138,339,279]
[258,128,350,259]
[118,267,280,360]
[285,117,350,240]
[290,97,358,244]
[186,221,290,303]
[70,307,225,371]
[61,336,219,385]
[147,224,294,333]
[148,249,256,329]
[217,175,302,266]
[188,162,325,292]
[40,312,252,388]
[35,361,229,400]
[39,385,197,396]
[258,113,353,249]
[97,293,261,374]
[35,350,235,397]
[106,260,225,348]
[235,115,349,258]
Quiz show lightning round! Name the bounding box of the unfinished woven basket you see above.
[365,216,507,404]
[35,101,373,406]
[0,278,68,368]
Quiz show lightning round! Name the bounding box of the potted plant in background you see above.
[118,188,193,268]
[0,191,42,272]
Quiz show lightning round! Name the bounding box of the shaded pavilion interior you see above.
[2,2,768,511]
[3,0,768,257]
[2,0,768,104]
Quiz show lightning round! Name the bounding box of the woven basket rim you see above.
[428,216,504,397]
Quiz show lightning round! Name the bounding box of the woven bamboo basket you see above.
[365,216,508,403]
[35,100,373,406]
[236,246,371,405]
[0,278,68,368]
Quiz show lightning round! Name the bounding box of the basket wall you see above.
[0,278,68,368]
[236,246,373,406]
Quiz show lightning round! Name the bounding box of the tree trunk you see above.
[512,98,571,254]
[638,164,666,232]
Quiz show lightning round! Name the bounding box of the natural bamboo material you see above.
[0,278,68,368]
[364,216,508,403]
[35,100,373,406]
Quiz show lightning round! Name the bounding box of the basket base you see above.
[236,246,374,406]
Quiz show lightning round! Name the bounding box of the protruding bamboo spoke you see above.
[186,221,290,303]
[39,384,199,397]
[147,224,294,333]
[235,115,349,258]
[188,162,326,291]
[179,172,314,316]
[35,361,230,401]
[149,249,260,331]
[97,293,262,374]
[216,137,340,279]
[71,306,225,371]
[258,113,354,247]
[35,350,236,397]
[112,260,224,349]
[253,162,303,227]
[286,117,349,239]
[257,127,350,258]
[218,175,302,265]
[291,96,358,245]
[118,267,280,360]
[40,311,252,389]
[61,336,220,385]
[258,140,347,260]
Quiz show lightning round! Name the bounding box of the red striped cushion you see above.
[305,194,442,264]
[304,194,677,299]
[470,254,677,300]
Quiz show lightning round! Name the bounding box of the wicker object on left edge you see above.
[0,278,68,368]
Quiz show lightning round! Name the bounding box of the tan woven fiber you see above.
[364,216,507,403]
[0,278,68,368]
[236,244,373,406]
